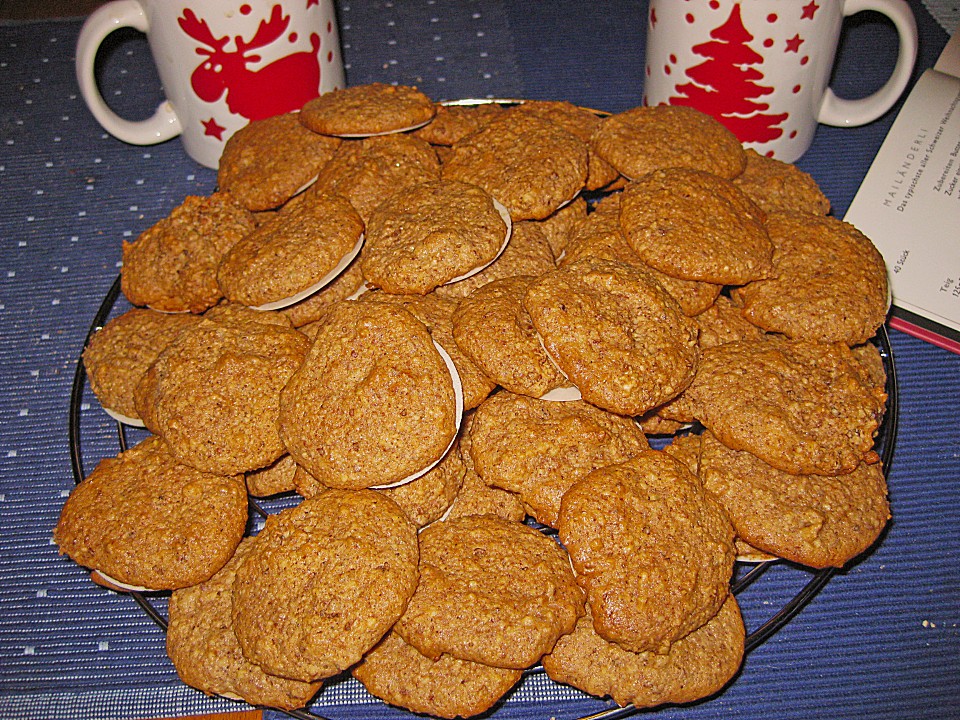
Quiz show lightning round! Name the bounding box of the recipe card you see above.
[844,24,960,354]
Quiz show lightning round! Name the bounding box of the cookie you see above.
[469,391,650,527]
[232,489,419,682]
[542,596,745,709]
[299,82,436,136]
[54,435,247,591]
[394,514,584,669]
[121,192,256,313]
[693,294,766,350]
[523,256,700,416]
[452,275,568,398]
[532,194,587,259]
[166,537,322,710]
[278,256,365,327]
[699,430,890,568]
[442,109,588,221]
[558,449,735,653]
[217,111,342,211]
[279,300,458,489]
[685,336,887,476]
[217,191,364,308]
[82,307,201,423]
[735,211,889,345]
[353,630,522,719]
[619,167,773,285]
[591,104,746,180]
[413,101,506,146]
[146,304,310,475]
[245,453,298,498]
[733,148,830,216]
[361,179,509,295]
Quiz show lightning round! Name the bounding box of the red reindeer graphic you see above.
[178,4,322,122]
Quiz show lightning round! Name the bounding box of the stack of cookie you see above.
[56,83,892,717]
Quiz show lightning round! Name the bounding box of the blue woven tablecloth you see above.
[1,2,957,719]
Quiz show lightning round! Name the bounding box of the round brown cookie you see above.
[147,304,310,475]
[523,257,700,416]
[414,101,506,146]
[513,99,620,190]
[733,148,831,216]
[591,104,746,180]
[735,212,889,346]
[279,257,365,328]
[378,438,465,528]
[82,307,202,423]
[661,431,703,477]
[558,449,735,654]
[619,167,773,285]
[353,629,522,719]
[308,133,441,222]
[693,294,767,350]
[394,514,583,669]
[452,276,568,398]
[217,192,364,308]
[121,193,256,313]
[699,430,890,568]
[542,596,745,709]
[54,435,247,591]
[469,391,650,527]
[533,194,587,259]
[217,112,342,212]
[299,82,436,136]
[361,179,509,295]
[359,290,497,411]
[232,489,419,682]
[441,109,588,221]
[279,300,458,489]
[166,537,322,710]
[685,336,887,476]
[245,453,298,498]
[435,220,556,299]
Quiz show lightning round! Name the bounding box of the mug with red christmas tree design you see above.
[644,0,918,162]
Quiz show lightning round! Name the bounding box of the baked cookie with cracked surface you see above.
[279,300,458,489]
[394,514,583,669]
[619,167,772,285]
[735,211,889,346]
[558,449,735,654]
[592,104,746,180]
[523,256,699,416]
[353,630,522,719]
[532,194,587,259]
[217,191,364,308]
[54,435,247,591]
[361,179,509,295]
[299,82,436,136]
[452,275,567,398]
[469,391,649,527]
[245,453,298,498]
[121,192,256,313]
[414,101,506,146]
[542,596,745,709]
[699,430,890,568]
[232,489,419,682]
[733,148,830,216]
[166,537,322,710]
[217,111,342,212]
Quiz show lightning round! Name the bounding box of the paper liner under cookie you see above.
[91,569,156,593]
[441,198,514,286]
[535,332,582,402]
[251,234,365,311]
[102,406,146,428]
[370,341,464,490]
[333,118,434,138]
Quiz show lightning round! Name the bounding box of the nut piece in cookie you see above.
[166,537,322,710]
[279,301,458,489]
[394,514,584,669]
[232,489,419,682]
[558,449,736,654]
[524,257,700,416]
[300,82,436,136]
[353,630,523,720]
[54,435,247,591]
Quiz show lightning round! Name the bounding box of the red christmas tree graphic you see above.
[670,4,787,143]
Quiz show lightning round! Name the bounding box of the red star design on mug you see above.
[785,34,804,53]
[202,117,226,140]
[801,1,820,20]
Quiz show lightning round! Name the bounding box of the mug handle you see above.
[75,0,182,145]
[818,0,918,127]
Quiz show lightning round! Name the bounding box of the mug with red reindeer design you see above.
[76,0,345,168]
[643,0,918,162]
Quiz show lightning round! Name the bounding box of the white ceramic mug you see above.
[76,0,345,168]
[644,0,918,162]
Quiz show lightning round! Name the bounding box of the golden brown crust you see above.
[299,82,436,136]
[733,148,830,216]
[245,453,298,498]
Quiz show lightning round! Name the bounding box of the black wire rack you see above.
[68,266,899,720]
